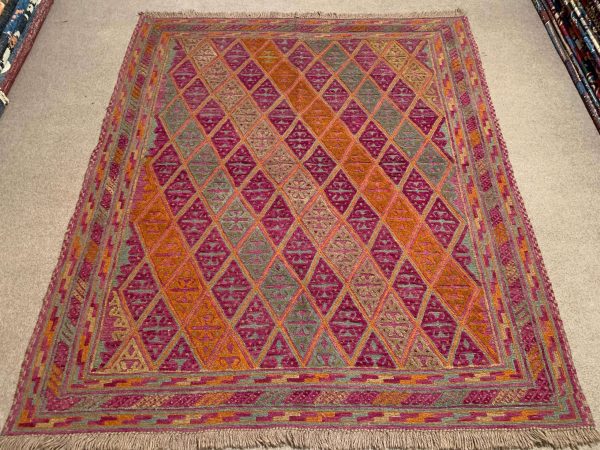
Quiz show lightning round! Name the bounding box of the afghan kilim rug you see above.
[1,11,598,450]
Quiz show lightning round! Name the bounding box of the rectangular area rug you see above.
[1,11,598,450]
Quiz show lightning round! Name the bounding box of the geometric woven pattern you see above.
[1,13,597,450]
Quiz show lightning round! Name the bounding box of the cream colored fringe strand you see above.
[140,10,466,19]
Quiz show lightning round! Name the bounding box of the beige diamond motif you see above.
[350,258,386,318]
[283,169,317,213]
[232,99,260,134]
[247,120,278,160]
[325,225,362,280]
[203,59,230,91]
[404,333,445,369]
[375,293,413,359]
[423,83,442,111]
[302,195,337,242]
[369,40,387,55]
[402,60,431,92]
[179,36,203,55]
[217,79,245,111]
[264,144,296,185]
[191,42,218,69]
[384,43,410,72]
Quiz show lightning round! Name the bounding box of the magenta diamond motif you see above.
[359,121,387,158]
[370,62,396,91]
[389,79,416,112]
[262,195,294,245]
[329,294,368,356]
[308,259,342,314]
[177,198,212,246]
[211,120,240,158]
[409,99,438,134]
[339,39,360,53]
[354,44,377,70]
[171,60,197,89]
[235,295,275,360]
[138,298,178,361]
[237,61,264,90]
[370,226,402,278]
[325,170,356,214]
[242,170,275,213]
[398,38,421,53]
[421,295,457,358]
[122,263,159,321]
[380,145,409,184]
[212,37,234,52]
[197,99,225,133]
[322,80,349,111]
[182,79,209,110]
[393,260,426,317]
[304,145,336,185]
[224,43,249,70]
[252,79,280,111]
[268,100,295,134]
[425,198,460,248]
[195,228,231,281]
[347,198,379,244]
[164,170,196,215]
[402,169,433,214]
[285,121,315,159]
[289,44,314,71]
[225,145,256,186]
[152,145,181,186]
[305,62,331,91]
[340,100,368,134]
[283,227,316,280]
[274,38,298,54]
[212,261,251,318]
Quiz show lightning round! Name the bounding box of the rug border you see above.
[1,10,598,450]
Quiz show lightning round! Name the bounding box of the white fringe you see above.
[139,10,466,20]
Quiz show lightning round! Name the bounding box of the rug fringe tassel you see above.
[0,426,598,450]
[139,9,466,20]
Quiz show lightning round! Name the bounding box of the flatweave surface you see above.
[0,12,598,450]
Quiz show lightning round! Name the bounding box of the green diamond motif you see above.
[202,169,233,214]
[188,144,218,186]
[356,79,381,113]
[306,40,330,54]
[260,258,299,318]
[239,228,274,280]
[175,120,204,159]
[374,100,402,134]
[308,332,346,367]
[323,44,347,71]
[339,62,364,92]
[162,97,189,136]
[284,295,320,358]
[417,144,448,185]
[220,198,254,246]
[394,121,424,158]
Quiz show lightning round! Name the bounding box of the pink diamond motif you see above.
[354,44,377,70]
[242,170,275,213]
[370,226,402,279]
[197,99,225,133]
[402,169,433,214]
[425,198,460,248]
[389,79,416,112]
[274,38,298,54]
[224,43,249,70]
[235,295,275,360]
[171,60,197,89]
[308,259,342,314]
[212,261,251,318]
[252,79,280,111]
[195,228,231,281]
[178,198,212,246]
[305,62,331,91]
[398,38,421,53]
[225,145,256,186]
[122,263,159,321]
[421,295,457,358]
[268,100,295,134]
[393,260,426,317]
[370,61,396,91]
[164,170,196,215]
[283,227,316,280]
[182,79,209,110]
[211,120,240,158]
[289,44,314,71]
[355,333,396,368]
[285,121,315,159]
[380,145,409,184]
[329,294,368,356]
[138,299,178,361]
[237,61,264,90]
[262,195,294,245]
[359,121,387,158]
[304,145,336,185]
[322,80,349,111]
[212,37,234,52]
[152,145,181,186]
[347,198,379,244]
[339,39,360,53]
[325,170,356,214]
[409,99,438,134]
[340,100,368,134]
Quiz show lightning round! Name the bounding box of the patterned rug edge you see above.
[0,10,598,450]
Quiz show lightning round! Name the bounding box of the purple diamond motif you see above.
[380,145,409,184]
[347,198,379,244]
[308,259,342,314]
[283,227,317,280]
[398,38,421,53]
[304,145,336,185]
[339,39,360,53]
[425,198,460,248]
[178,198,212,246]
[329,294,368,356]
[402,169,433,214]
[235,296,275,359]
[224,43,249,70]
[268,100,295,134]
[252,79,280,111]
[370,61,395,91]
[242,170,275,213]
[389,79,416,112]
[409,99,438,134]
[182,79,209,110]
[152,145,181,186]
[289,44,314,71]
[122,263,159,321]
[195,228,230,282]
[225,145,256,186]
[325,171,356,214]
[212,37,234,52]
[138,299,178,361]
[197,99,225,133]
[211,120,240,158]
[285,121,315,159]
[421,295,457,358]
[305,62,331,91]
[359,121,387,158]
[340,100,368,134]
[274,38,298,54]
[371,226,402,278]
[393,260,426,317]
[237,61,264,90]
[262,195,294,245]
[212,261,251,318]
[322,80,349,111]
[172,60,197,89]
[164,170,196,214]
[354,44,377,71]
